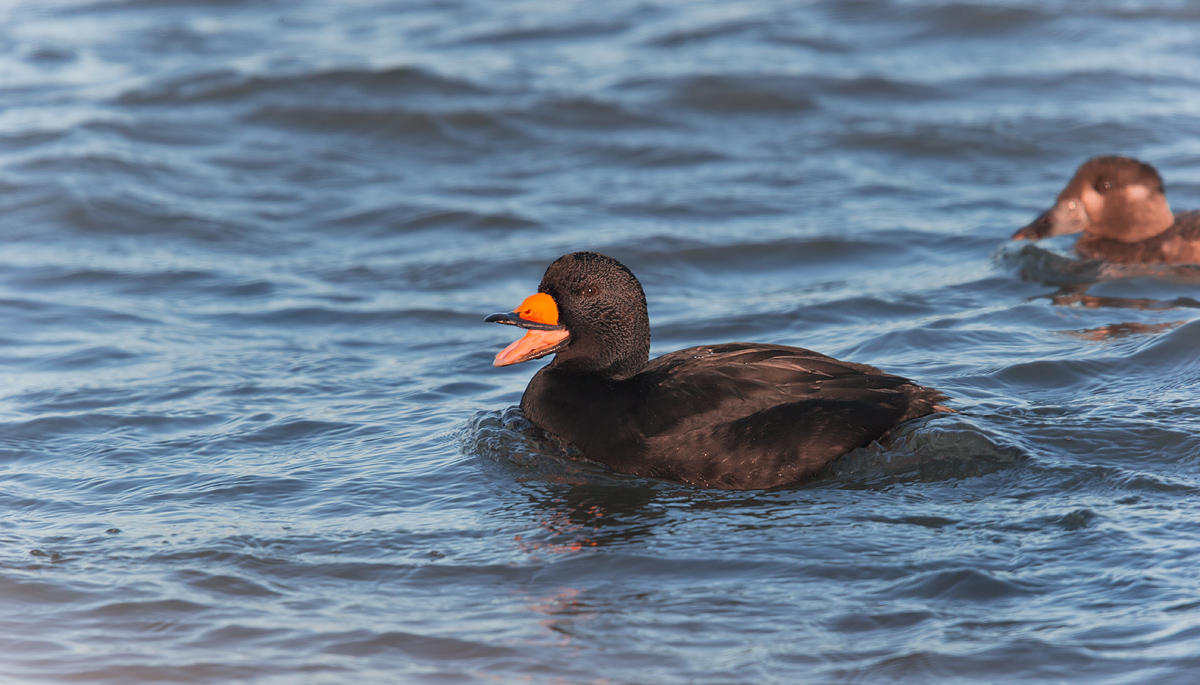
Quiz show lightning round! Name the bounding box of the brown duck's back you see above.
[1077,211,1200,264]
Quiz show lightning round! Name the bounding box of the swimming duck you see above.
[1014,156,1200,264]
[485,251,950,490]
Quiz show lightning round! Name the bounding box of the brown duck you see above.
[1014,155,1200,264]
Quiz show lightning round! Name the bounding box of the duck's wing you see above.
[1167,211,1200,245]
[1117,211,1200,264]
[639,343,944,425]
[629,343,948,488]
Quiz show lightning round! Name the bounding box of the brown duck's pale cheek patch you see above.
[494,329,570,366]
[1124,183,1151,201]
[1080,185,1106,220]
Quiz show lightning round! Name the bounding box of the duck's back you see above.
[523,343,949,490]
[1078,211,1200,264]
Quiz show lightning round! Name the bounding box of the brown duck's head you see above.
[486,252,651,380]
[1013,156,1174,243]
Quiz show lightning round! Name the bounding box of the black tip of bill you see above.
[484,312,565,331]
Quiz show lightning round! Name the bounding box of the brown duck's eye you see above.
[581,286,597,297]
[1095,180,1112,193]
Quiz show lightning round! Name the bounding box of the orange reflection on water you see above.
[1064,321,1183,341]
[513,499,606,555]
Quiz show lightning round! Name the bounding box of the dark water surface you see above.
[4,1,1200,682]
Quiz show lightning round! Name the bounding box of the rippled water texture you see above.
[4,1,1200,683]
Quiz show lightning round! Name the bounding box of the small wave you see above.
[995,241,1105,285]
[25,45,77,63]
[83,118,226,146]
[0,410,220,443]
[645,234,907,270]
[232,419,366,446]
[39,190,256,243]
[205,304,480,330]
[817,74,945,101]
[71,0,267,11]
[998,243,1200,316]
[986,355,1120,396]
[961,69,1200,97]
[1128,317,1200,371]
[322,628,516,660]
[314,202,542,242]
[641,8,850,52]
[462,407,634,487]
[317,253,563,294]
[588,143,726,168]
[607,192,791,220]
[910,3,1049,37]
[0,291,157,320]
[622,74,819,115]
[839,118,1049,160]
[0,129,70,152]
[369,208,538,235]
[516,95,666,130]
[449,20,630,46]
[117,65,485,107]
[18,151,183,185]
[669,75,819,114]
[1047,462,1200,496]
[30,345,141,372]
[648,18,776,48]
[246,104,525,144]
[465,409,1025,491]
[12,264,275,302]
[882,567,1036,601]
[823,415,1027,485]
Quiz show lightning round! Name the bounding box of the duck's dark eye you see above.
[1095,179,1112,193]
[581,286,597,297]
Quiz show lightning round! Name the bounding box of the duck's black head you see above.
[1014,156,1173,243]
[486,252,651,380]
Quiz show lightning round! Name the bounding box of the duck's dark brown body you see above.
[1075,211,1200,264]
[522,342,947,490]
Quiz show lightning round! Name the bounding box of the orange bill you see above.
[484,293,571,367]
[493,328,571,366]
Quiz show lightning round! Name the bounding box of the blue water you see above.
[4,1,1200,682]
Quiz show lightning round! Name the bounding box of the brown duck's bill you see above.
[485,310,570,367]
[1013,208,1054,240]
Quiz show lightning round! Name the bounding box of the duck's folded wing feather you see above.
[625,343,947,488]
